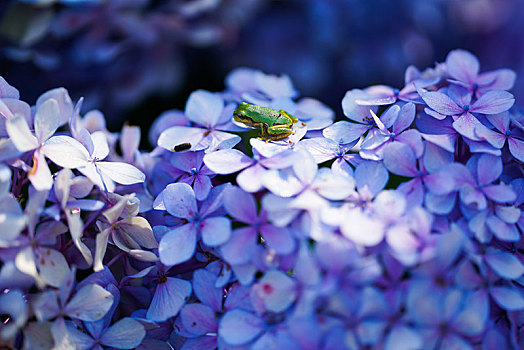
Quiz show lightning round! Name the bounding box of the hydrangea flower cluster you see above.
[1,49,524,349]
[0,0,265,120]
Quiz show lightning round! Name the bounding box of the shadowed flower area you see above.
[1,1,524,348]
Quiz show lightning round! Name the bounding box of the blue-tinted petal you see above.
[200,217,231,247]
[192,269,222,311]
[421,91,463,116]
[203,149,253,174]
[180,304,218,336]
[219,309,263,346]
[323,120,369,144]
[161,183,197,219]
[100,318,145,349]
[508,136,524,162]
[224,186,257,223]
[485,250,524,279]
[471,90,515,114]
[185,90,224,127]
[146,277,191,322]
[64,284,113,322]
[383,142,418,177]
[490,286,524,311]
[446,49,479,84]
[158,224,197,266]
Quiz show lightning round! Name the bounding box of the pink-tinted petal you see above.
[158,224,197,266]
[146,277,192,322]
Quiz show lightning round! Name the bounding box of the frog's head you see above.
[233,102,254,123]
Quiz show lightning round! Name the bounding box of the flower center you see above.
[506,130,512,136]
[463,104,470,111]
[393,88,400,96]
[190,167,198,175]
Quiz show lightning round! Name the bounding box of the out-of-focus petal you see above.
[200,217,231,247]
[219,309,263,346]
[203,149,253,174]
[100,318,146,349]
[64,284,113,322]
[6,114,39,151]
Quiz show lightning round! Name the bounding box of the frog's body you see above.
[233,102,299,141]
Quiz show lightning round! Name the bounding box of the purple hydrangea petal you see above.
[495,206,521,224]
[263,168,304,198]
[192,269,222,311]
[312,168,355,200]
[28,150,53,191]
[198,130,241,153]
[219,309,264,346]
[470,90,515,114]
[237,164,266,193]
[200,217,231,247]
[0,77,19,99]
[393,103,415,133]
[90,131,110,160]
[490,286,524,311]
[323,120,369,144]
[260,224,295,255]
[482,184,516,203]
[298,137,337,164]
[96,161,145,185]
[477,154,501,185]
[355,161,388,197]
[157,126,205,152]
[383,143,418,177]
[42,135,91,168]
[395,129,424,158]
[199,183,229,217]
[158,224,197,266]
[254,270,296,313]
[146,277,192,322]
[485,250,524,279]
[162,183,197,219]
[474,124,506,148]
[446,49,479,84]
[452,112,484,140]
[479,69,516,90]
[421,91,463,116]
[508,137,524,162]
[453,290,489,337]
[67,323,96,349]
[64,284,114,322]
[341,210,384,246]
[180,304,218,337]
[486,215,519,241]
[221,227,257,265]
[460,186,487,210]
[486,113,510,133]
[185,90,224,128]
[342,89,378,123]
[191,175,212,201]
[34,99,60,144]
[36,87,73,126]
[384,326,422,350]
[203,149,253,174]
[224,186,257,223]
[6,114,39,151]
[100,318,146,349]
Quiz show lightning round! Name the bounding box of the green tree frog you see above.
[233,102,302,141]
